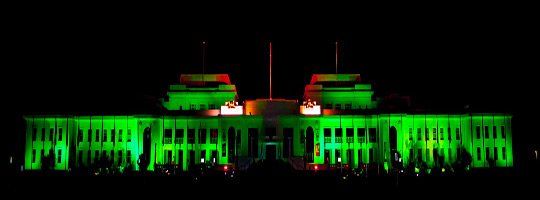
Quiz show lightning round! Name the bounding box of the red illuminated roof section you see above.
[309,74,361,85]
[180,74,232,86]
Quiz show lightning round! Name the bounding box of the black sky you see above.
[5,8,538,168]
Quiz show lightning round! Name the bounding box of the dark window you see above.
[345,104,351,110]
[440,128,444,140]
[78,150,83,165]
[369,128,377,143]
[127,150,131,163]
[324,128,331,137]
[41,128,45,141]
[501,126,506,139]
[494,147,498,160]
[266,128,276,138]
[118,151,123,165]
[485,126,489,139]
[95,151,99,161]
[96,130,100,142]
[58,128,62,141]
[209,104,215,109]
[248,128,259,157]
[417,149,422,161]
[32,149,36,163]
[190,104,196,110]
[335,128,342,143]
[493,126,497,139]
[200,104,206,110]
[127,129,132,142]
[58,149,62,163]
[103,130,107,142]
[111,129,115,143]
[32,128,37,141]
[164,129,172,144]
[283,128,293,158]
[418,128,422,141]
[210,129,218,144]
[175,129,184,144]
[41,149,44,163]
[502,147,506,160]
[110,150,114,163]
[357,128,365,143]
[78,129,83,142]
[346,128,354,143]
[326,104,332,109]
[50,128,54,141]
[410,149,414,160]
[369,148,373,163]
[118,130,123,142]
[486,147,490,160]
[477,147,481,160]
[476,126,481,139]
[187,129,195,144]
[335,104,341,110]
[102,151,107,160]
[456,128,461,140]
[408,128,413,140]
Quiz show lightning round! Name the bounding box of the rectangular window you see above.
[324,128,332,139]
[41,149,45,163]
[448,148,452,162]
[118,151,123,165]
[176,129,184,144]
[164,129,172,144]
[127,129,132,142]
[502,147,506,160]
[410,149,414,160]
[103,129,108,142]
[440,128,444,134]
[78,150,83,165]
[493,126,497,139]
[369,128,377,143]
[357,128,365,143]
[418,128,422,141]
[209,129,218,144]
[58,149,62,163]
[345,104,351,110]
[32,128,37,141]
[209,104,216,109]
[58,128,62,141]
[494,147,498,161]
[110,150,114,163]
[326,104,332,109]
[417,149,422,161]
[118,129,123,142]
[426,149,430,162]
[127,150,131,163]
[187,129,195,144]
[501,126,506,139]
[222,144,226,157]
[476,126,481,139]
[110,129,115,143]
[486,147,489,160]
[335,104,341,110]
[408,128,413,140]
[456,128,461,140]
[440,128,444,140]
[477,147,481,160]
[346,128,354,143]
[32,149,36,163]
[103,151,107,160]
[41,128,46,141]
[283,128,293,158]
[95,150,100,161]
[199,129,207,144]
[485,126,489,139]
[50,128,54,141]
[190,104,196,110]
[200,104,206,110]
[78,129,83,142]
[88,130,92,142]
[88,151,92,164]
[335,128,342,143]
[369,148,373,163]
[96,130,100,142]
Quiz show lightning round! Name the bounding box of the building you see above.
[23,74,513,172]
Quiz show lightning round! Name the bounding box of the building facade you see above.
[24,74,513,172]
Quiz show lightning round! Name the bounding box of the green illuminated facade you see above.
[24,74,513,172]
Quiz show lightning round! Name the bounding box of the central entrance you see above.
[266,145,276,161]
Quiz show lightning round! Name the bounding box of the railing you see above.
[175,138,183,144]
[335,137,342,143]
[210,137,218,144]
[346,137,354,143]
[324,137,332,143]
[164,138,172,144]
[358,137,365,143]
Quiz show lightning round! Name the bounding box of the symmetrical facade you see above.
[24,74,513,172]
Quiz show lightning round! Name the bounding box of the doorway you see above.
[266,145,276,161]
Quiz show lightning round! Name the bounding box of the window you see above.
[440,128,444,140]
[417,128,422,141]
[41,128,45,141]
[32,149,36,163]
[103,130,108,142]
[476,126,481,139]
[200,104,206,110]
[199,129,206,144]
[456,128,461,140]
[345,104,351,110]
[209,104,215,109]
[127,129,132,142]
[346,128,354,143]
[95,151,99,161]
[408,128,413,140]
[78,129,83,142]
[88,130,92,142]
[486,147,489,160]
[41,150,45,163]
[335,128,342,143]
[326,104,332,109]
[368,128,377,143]
[176,129,184,144]
[357,128,365,143]
[187,129,195,144]
[417,149,422,161]
[164,129,172,144]
[369,148,373,163]
[95,130,100,142]
[58,149,62,163]
[210,128,218,144]
[119,130,123,142]
[110,150,114,163]
[501,126,506,139]
[426,149,430,162]
[502,147,506,160]
[477,148,481,160]
[111,129,116,143]
[494,147,498,160]
[485,126,489,139]
[58,128,62,141]
[32,128,37,141]
[324,128,331,143]
[127,150,132,163]
[88,151,92,164]
[448,148,452,162]
[335,104,341,110]
[179,106,182,110]
[190,104,196,110]
[49,128,54,141]
[78,150,83,165]
[118,151,122,165]
[493,126,497,139]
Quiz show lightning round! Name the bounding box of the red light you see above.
[203,41,206,44]
[314,165,318,170]
[224,165,228,170]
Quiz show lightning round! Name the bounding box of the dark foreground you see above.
[7,160,538,197]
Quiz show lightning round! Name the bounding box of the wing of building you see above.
[23,74,513,172]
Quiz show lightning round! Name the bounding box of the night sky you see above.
[5,10,538,169]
